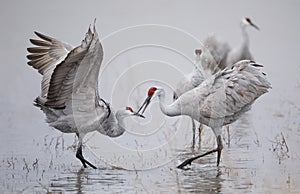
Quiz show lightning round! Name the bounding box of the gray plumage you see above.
[201,34,231,75]
[202,17,259,75]
[27,23,142,169]
[173,51,205,147]
[182,60,271,127]
[140,60,271,167]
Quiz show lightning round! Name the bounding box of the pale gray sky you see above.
[1,1,300,192]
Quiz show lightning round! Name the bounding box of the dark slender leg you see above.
[227,125,230,148]
[191,118,196,150]
[76,145,97,169]
[177,135,223,169]
[216,135,223,166]
[75,134,97,169]
[198,124,204,147]
[76,145,87,168]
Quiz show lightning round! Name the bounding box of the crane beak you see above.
[137,95,152,115]
[133,112,145,118]
[250,22,260,31]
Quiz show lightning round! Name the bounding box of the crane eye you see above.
[173,93,178,100]
[245,17,251,23]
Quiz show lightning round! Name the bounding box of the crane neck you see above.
[115,111,127,130]
[241,24,250,49]
[192,55,206,78]
[158,89,181,117]
[99,111,126,137]
[194,55,201,70]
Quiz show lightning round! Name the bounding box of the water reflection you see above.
[171,114,254,193]
[49,167,128,193]
[178,166,223,193]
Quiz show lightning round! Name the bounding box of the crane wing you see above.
[191,73,205,88]
[44,24,105,116]
[27,32,73,97]
[202,34,231,74]
[198,60,271,119]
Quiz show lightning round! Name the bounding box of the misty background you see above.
[0,1,300,193]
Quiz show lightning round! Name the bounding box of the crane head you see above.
[137,87,159,114]
[195,49,202,56]
[243,17,260,30]
[148,87,157,97]
[123,106,145,118]
[195,49,202,61]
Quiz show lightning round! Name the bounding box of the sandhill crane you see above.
[173,49,205,148]
[27,23,144,169]
[226,17,260,66]
[137,60,271,168]
[202,17,260,75]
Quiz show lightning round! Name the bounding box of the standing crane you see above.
[201,17,260,145]
[202,17,260,75]
[173,49,205,148]
[137,60,271,168]
[27,23,144,169]
[225,17,260,66]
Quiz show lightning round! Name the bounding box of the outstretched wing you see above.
[202,34,231,74]
[44,24,104,116]
[195,60,271,119]
[27,32,73,98]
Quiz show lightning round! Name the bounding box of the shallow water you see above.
[1,103,300,193]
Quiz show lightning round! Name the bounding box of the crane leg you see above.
[75,134,97,169]
[198,123,204,147]
[76,145,87,168]
[76,145,97,169]
[177,135,223,169]
[216,135,223,166]
[227,125,230,147]
[191,118,196,150]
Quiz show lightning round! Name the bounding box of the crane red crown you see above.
[195,49,202,55]
[126,106,133,112]
[148,87,157,96]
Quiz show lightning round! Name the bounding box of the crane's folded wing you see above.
[199,61,271,119]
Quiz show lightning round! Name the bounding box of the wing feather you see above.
[202,34,231,74]
[27,31,73,97]
[198,60,271,119]
[44,25,104,116]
